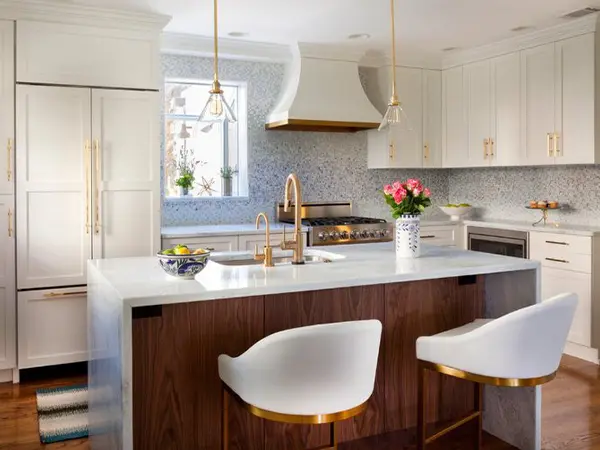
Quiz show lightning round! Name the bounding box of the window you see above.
[164,80,247,198]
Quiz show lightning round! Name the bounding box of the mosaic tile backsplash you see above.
[161,55,448,226]
[449,165,600,226]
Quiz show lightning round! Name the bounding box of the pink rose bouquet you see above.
[383,179,432,219]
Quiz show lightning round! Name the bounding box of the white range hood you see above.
[266,44,382,133]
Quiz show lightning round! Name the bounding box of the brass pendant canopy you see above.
[200,0,237,123]
[379,0,411,132]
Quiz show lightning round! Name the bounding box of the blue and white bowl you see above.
[157,250,211,279]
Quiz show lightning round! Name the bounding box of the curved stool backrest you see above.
[435,293,577,380]
[221,319,382,412]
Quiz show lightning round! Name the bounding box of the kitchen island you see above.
[88,243,541,450]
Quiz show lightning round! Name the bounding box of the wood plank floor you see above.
[0,355,598,449]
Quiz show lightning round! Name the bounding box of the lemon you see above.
[174,247,191,255]
[193,248,208,255]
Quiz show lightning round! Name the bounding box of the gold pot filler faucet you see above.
[255,173,305,267]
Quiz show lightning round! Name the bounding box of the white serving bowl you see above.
[439,206,473,222]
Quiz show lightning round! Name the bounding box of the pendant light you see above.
[379,0,411,132]
[199,0,237,123]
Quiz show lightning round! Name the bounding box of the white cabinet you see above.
[239,233,284,252]
[442,67,467,168]
[16,85,92,289]
[91,90,160,259]
[0,20,13,196]
[16,85,160,289]
[0,195,15,370]
[423,70,442,168]
[368,67,443,169]
[465,60,492,167]
[18,288,88,369]
[557,33,596,164]
[420,225,459,247]
[520,43,559,166]
[162,235,240,253]
[17,21,160,90]
[491,52,521,166]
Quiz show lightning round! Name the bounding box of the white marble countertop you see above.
[88,243,538,308]
[161,219,458,239]
[464,219,600,236]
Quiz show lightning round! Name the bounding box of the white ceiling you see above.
[49,0,600,57]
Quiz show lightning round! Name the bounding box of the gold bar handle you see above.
[6,138,12,181]
[84,140,91,235]
[547,133,554,157]
[7,208,12,238]
[424,143,429,160]
[421,235,436,239]
[483,138,489,159]
[554,133,560,156]
[545,257,569,264]
[94,139,101,235]
[43,290,87,298]
[389,141,395,160]
[546,240,568,246]
[489,138,495,157]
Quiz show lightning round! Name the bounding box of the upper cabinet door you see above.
[17,21,160,90]
[520,43,556,166]
[393,67,423,168]
[0,21,14,195]
[465,60,492,167]
[423,70,442,168]
[91,90,160,259]
[0,194,15,370]
[557,33,595,164]
[16,85,92,289]
[491,53,521,166]
[442,66,468,168]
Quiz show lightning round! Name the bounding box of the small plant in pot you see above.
[174,143,203,197]
[176,171,195,196]
[220,166,238,197]
[383,179,432,258]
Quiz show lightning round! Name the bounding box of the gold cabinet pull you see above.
[389,141,395,160]
[545,257,569,264]
[489,138,495,157]
[84,140,91,235]
[43,290,87,298]
[554,133,560,156]
[421,235,436,239]
[93,139,101,235]
[547,133,554,157]
[483,138,489,159]
[7,208,12,238]
[424,143,430,160]
[6,138,12,181]
[546,240,568,246]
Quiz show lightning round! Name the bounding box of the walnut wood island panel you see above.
[87,244,541,450]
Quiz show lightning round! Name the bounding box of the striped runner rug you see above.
[36,384,89,443]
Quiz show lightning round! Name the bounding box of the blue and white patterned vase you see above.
[395,215,421,258]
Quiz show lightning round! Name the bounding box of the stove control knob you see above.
[340,230,349,240]
[368,230,377,238]
[318,232,328,241]
[360,230,369,238]
[330,231,340,240]
[350,230,360,239]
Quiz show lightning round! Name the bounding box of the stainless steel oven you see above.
[467,226,529,259]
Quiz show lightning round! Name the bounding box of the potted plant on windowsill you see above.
[220,166,238,197]
[176,172,195,197]
[175,143,203,197]
[383,179,432,258]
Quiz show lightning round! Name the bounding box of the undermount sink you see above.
[211,250,345,267]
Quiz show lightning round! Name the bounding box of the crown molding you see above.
[161,32,291,63]
[0,0,171,31]
[362,51,442,70]
[442,15,598,69]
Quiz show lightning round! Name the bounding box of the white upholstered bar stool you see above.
[218,320,382,450]
[415,293,578,450]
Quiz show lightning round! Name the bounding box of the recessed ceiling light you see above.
[442,47,459,52]
[511,26,533,32]
[228,32,249,38]
[348,33,371,40]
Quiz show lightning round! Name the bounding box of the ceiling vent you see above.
[562,7,600,19]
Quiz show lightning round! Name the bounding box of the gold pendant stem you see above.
[213,0,219,84]
[390,0,398,102]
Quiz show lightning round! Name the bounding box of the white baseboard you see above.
[564,341,599,365]
[0,369,12,383]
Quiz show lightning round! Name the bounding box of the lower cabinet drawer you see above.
[162,236,239,252]
[420,227,456,247]
[18,288,88,369]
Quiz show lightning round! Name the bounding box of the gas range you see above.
[277,202,393,246]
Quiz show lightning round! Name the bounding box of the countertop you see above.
[464,219,600,236]
[161,218,458,239]
[88,243,538,308]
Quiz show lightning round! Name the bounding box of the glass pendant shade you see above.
[379,101,412,132]
[199,85,237,123]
